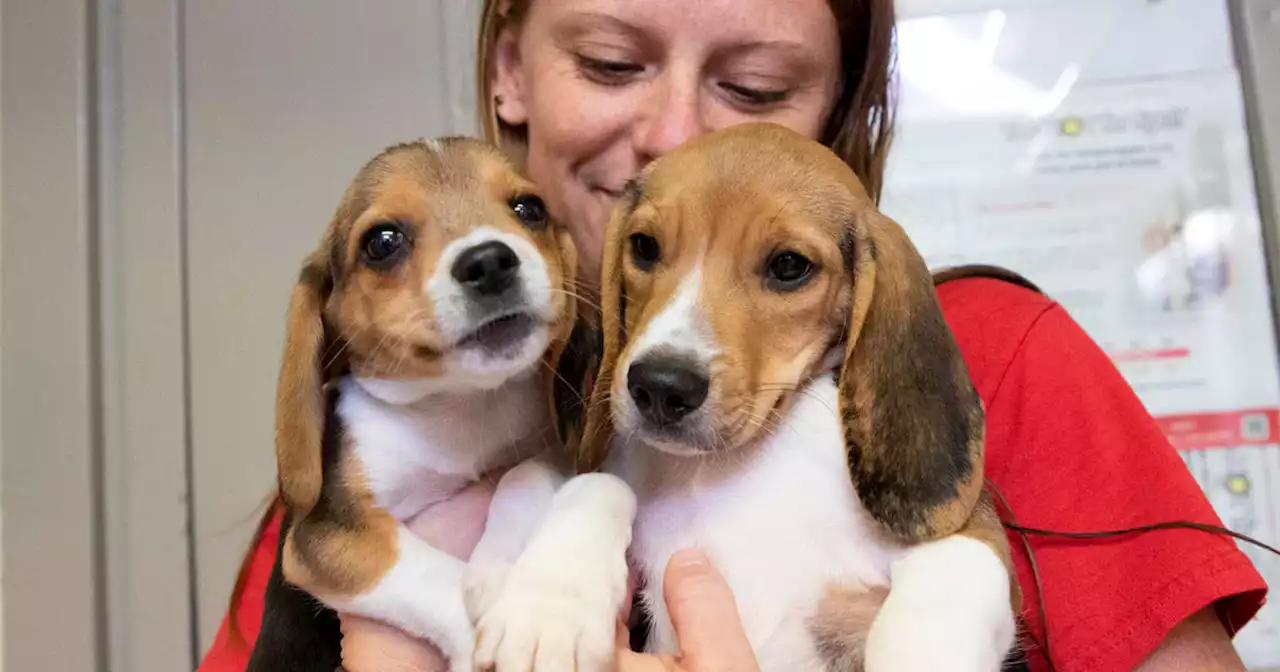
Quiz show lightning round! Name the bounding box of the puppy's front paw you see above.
[864,605,1013,672]
[431,598,479,672]
[472,554,625,672]
[864,537,1015,672]
[473,473,635,672]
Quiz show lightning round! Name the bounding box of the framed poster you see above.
[885,0,1280,666]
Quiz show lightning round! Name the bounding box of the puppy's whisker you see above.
[538,359,590,412]
[550,286,603,313]
[365,311,417,375]
[755,381,804,393]
[367,306,430,378]
[322,339,351,373]
[795,386,839,418]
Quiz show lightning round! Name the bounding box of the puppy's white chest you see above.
[620,378,901,668]
[338,376,547,519]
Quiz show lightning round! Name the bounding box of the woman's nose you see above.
[632,69,707,163]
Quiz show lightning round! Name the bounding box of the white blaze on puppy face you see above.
[613,262,722,447]
[622,263,719,370]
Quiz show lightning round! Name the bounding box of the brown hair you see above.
[475,0,898,202]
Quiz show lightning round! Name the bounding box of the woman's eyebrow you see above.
[710,40,828,77]
[551,10,649,43]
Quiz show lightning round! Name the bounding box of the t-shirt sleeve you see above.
[195,507,283,672]
[982,303,1267,672]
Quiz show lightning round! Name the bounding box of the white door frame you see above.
[2,0,192,670]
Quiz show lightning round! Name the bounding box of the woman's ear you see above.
[491,26,529,127]
[838,207,986,543]
[274,248,337,518]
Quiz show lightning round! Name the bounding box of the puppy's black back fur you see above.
[246,392,345,672]
[244,509,342,672]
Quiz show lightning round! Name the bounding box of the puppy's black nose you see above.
[452,241,520,296]
[627,357,709,426]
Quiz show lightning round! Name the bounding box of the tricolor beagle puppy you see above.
[246,137,635,672]
[569,122,1022,671]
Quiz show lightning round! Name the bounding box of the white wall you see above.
[2,1,101,670]
[0,2,6,668]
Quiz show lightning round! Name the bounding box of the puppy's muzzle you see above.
[452,240,520,298]
[627,354,709,427]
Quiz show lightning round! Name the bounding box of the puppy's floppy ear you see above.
[275,247,338,518]
[573,195,634,473]
[839,206,985,542]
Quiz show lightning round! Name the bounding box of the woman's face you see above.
[491,0,842,283]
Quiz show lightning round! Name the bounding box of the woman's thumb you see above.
[663,549,758,671]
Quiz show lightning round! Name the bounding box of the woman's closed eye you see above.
[718,81,791,107]
[575,53,644,86]
[573,53,793,108]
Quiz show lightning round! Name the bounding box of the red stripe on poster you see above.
[1154,408,1280,451]
[1109,347,1192,363]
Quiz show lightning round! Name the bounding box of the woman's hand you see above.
[339,479,498,672]
[615,549,759,672]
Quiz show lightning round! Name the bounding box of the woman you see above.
[199,1,1267,671]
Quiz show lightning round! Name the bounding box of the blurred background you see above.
[1,0,1279,670]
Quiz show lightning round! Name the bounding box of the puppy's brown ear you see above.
[839,208,985,542]
[274,249,336,518]
[573,200,632,473]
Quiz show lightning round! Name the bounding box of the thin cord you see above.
[1001,520,1280,556]
[987,480,1280,672]
[988,480,1057,672]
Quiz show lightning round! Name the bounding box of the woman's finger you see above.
[616,649,677,672]
[662,549,758,672]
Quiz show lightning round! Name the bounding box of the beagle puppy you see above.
[570,123,1022,671]
[247,137,635,672]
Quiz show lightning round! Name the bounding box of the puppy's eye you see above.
[629,233,660,270]
[361,223,408,267]
[510,194,548,229]
[764,250,814,291]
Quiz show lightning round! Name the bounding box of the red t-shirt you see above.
[197,276,1268,672]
